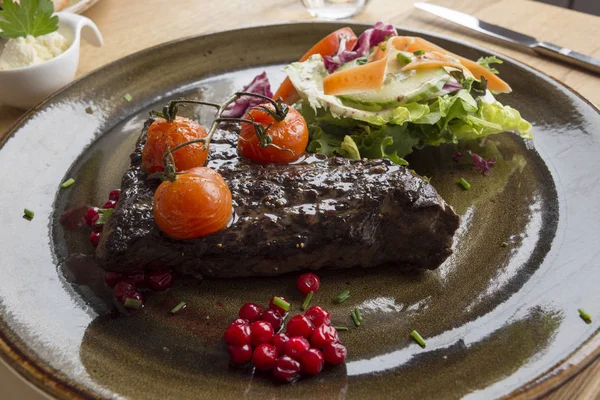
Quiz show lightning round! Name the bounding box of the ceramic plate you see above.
[64,0,100,14]
[0,23,599,400]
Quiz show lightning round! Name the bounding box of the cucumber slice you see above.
[339,48,450,107]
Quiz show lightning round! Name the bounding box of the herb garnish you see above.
[579,308,592,324]
[23,208,34,220]
[0,0,58,39]
[123,93,133,102]
[459,178,471,190]
[413,49,425,56]
[334,326,349,331]
[302,291,314,311]
[94,208,113,225]
[396,52,412,65]
[273,296,290,312]
[333,290,350,304]
[170,301,187,314]
[61,178,75,188]
[411,330,426,348]
[351,308,361,327]
[124,298,142,309]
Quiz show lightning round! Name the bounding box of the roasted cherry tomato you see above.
[142,116,209,174]
[153,167,232,239]
[238,104,308,164]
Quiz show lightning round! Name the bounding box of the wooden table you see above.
[1,0,599,398]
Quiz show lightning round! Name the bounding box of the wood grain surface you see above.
[0,0,599,399]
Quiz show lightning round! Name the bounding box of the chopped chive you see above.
[333,290,350,304]
[23,208,34,220]
[302,291,314,311]
[579,308,592,323]
[334,326,349,331]
[273,296,290,312]
[351,309,361,327]
[170,301,187,314]
[61,178,75,189]
[423,176,431,183]
[356,57,368,65]
[411,330,426,348]
[380,45,387,51]
[501,242,509,247]
[124,298,142,309]
[123,93,133,102]
[413,49,425,56]
[355,307,363,322]
[94,208,114,225]
[459,178,471,190]
[396,52,412,64]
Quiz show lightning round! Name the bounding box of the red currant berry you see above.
[84,207,99,226]
[114,282,135,299]
[250,320,274,347]
[92,222,104,233]
[297,273,320,295]
[284,336,310,360]
[273,356,301,383]
[231,318,250,326]
[239,303,262,322]
[102,200,117,209]
[104,271,124,288]
[109,189,121,202]
[272,333,289,354]
[252,343,278,370]
[224,322,251,346]
[124,271,147,289]
[228,344,252,365]
[286,314,314,338]
[89,231,101,248]
[261,308,283,331]
[268,296,289,315]
[300,348,325,375]
[310,324,338,348]
[147,269,173,291]
[304,306,331,327]
[323,342,347,365]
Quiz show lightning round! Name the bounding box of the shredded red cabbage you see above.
[452,151,463,162]
[323,22,398,73]
[443,80,463,93]
[222,71,273,118]
[470,151,496,175]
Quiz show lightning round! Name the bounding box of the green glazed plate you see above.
[0,23,599,400]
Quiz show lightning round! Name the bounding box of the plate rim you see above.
[0,21,599,400]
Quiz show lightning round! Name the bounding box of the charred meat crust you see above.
[96,120,460,278]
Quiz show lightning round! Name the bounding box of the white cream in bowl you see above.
[0,12,103,109]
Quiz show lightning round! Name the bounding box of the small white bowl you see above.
[0,12,103,110]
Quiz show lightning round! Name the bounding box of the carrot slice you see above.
[322,37,407,96]
[274,28,358,104]
[401,51,466,72]
[406,37,512,93]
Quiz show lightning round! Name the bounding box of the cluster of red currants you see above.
[104,268,173,310]
[84,189,120,248]
[225,296,347,383]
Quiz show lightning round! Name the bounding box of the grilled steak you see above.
[96,121,460,278]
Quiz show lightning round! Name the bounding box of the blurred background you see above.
[537,0,599,15]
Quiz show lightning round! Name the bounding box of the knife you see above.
[414,2,600,75]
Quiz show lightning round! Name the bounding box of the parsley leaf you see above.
[477,56,503,75]
[0,0,58,39]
